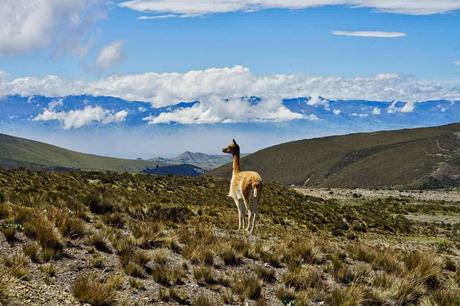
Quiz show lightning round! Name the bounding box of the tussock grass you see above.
[151,263,186,286]
[22,241,42,263]
[232,272,262,300]
[327,285,364,306]
[88,232,112,253]
[72,272,118,306]
[192,293,218,306]
[252,265,276,283]
[3,252,30,280]
[284,266,323,291]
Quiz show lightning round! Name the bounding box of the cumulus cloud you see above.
[33,106,128,129]
[143,96,305,124]
[1,66,460,105]
[96,41,125,69]
[119,0,460,17]
[2,65,460,124]
[332,31,406,38]
[0,0,106,56]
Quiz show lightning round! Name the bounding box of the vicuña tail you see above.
[253,181,262,198]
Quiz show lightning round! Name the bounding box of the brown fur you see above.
[223,139,263,233]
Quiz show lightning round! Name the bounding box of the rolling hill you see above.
[0,133,208,175]
[210,123,460,189]
[151,151,243,170]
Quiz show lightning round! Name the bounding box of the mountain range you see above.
[1,95,459,129]
[210,123,460,189]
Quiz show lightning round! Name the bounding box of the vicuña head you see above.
[222,139,262,234]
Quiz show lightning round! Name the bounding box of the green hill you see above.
[0,133,162,172]
[210,123,460,189]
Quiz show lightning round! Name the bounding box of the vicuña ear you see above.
[232,139,238,146]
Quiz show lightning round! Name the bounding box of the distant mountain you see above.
[209,123,460,189]
[1,94,459,130]
[152,151,234,170]
[0,133,200,176]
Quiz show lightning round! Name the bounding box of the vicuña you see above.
[222,139,263,233]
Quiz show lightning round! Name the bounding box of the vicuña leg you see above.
[249,198,258,233]
[234,198,245,230]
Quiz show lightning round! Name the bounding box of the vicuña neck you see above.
[232,152,240,175]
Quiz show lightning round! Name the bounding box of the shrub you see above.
[86,193,118,215]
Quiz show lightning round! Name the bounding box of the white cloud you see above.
[455,61,460,67]
[1,66,460,105]
[33,106,128,129]
[0,0,106,56]
[143,96,305,124]
[96,41,125,69]
[119,0,460,16]
[0,70,6,79]
[333,31,406,38]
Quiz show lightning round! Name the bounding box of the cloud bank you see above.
[2,65,460,125]
[119,0,460,17]
[333,31,407,38]
[0,0,106,56]
[33,106,128,129]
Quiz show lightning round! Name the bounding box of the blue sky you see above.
[2,3,460,79]
[1,1,460,157]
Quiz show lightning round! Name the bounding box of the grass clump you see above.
[284,266,323,291]
[3,252,30,280]
[88,232,112,253]
[151,263,186,286]
[252,265,276,283]
[192,293,218,306]
[327,285,364,306]
[22,242,42,263]
[232,272,262,300]
[72,272,119,306]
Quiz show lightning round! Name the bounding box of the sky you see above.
[0,1,460,157]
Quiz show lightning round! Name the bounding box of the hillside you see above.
[152,151,233,170]
[210,123,460,189]
[0,133,163,172]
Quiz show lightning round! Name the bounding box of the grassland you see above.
[210,123,460,189]
[0,169,459,305]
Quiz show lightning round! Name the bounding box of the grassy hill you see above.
[210,123,460,189]
[0,133,163,172]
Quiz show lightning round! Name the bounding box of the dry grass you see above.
[192,293,218,306]
[232,272,262,300]
[88,232,112,253]
[3,252,30,280]
[327,284,364,306]
[284,266,323,291]
[252,265,276,283]
[72,272,119,306]
[22,241,42,263]
[151,263,186,286]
